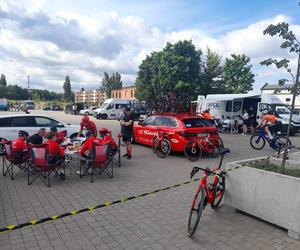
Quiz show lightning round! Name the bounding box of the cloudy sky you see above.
[0,0,299,92]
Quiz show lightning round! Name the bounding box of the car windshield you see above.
[99,102,109,109]
[273,105,290,114]
[182,118,212,128]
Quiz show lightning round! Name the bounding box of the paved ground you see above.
[0,110,300,250]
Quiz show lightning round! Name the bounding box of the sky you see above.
[0,0,300,92]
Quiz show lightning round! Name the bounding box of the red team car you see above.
[133,113,223,158]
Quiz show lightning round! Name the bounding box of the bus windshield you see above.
[273,105,290,114]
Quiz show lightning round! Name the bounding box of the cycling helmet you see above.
[81,116,89,123]
[99,128,109,135]
[18,130,29,138]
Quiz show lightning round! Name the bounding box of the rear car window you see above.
[183,118,212,128]
[35,117,58,127]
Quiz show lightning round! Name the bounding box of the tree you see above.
[0,74,7,86]
[63,75,72,101]
[101,72,122,98]
[201,47,225,95]
[223,54,254,93]
[81,87,85,91]
[135,40,202,102]
[260,22,300,171]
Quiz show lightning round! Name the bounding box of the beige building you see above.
[75,89,106,103]
[111,86,136,100]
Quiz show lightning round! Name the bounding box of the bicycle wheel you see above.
[184,141,202,161]
[274,136,292,151]
[188,185,206,237]
[156,138,171,158]
[250,135,265,150]
[211,176,225,209]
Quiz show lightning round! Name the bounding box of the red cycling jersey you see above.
[44,140,64,157]
[11,138,27,151]
[101,135,118,148]
[80,136,102,156]
[80,120,97,136]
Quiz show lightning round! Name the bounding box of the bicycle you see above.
[152,129,172,158]
[184,135,224,161]
[187,147,230,237]
[250,128,291,152]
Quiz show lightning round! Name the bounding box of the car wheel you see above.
[101,114,108,119]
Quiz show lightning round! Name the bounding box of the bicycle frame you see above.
[190,136,218,154]
[256,128,278,150]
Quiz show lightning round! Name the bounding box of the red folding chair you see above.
[28,144,65,187]
[3,141,28,180]
[79,141,113,183]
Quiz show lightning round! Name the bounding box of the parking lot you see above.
[1,110,300,250]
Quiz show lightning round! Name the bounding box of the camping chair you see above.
[1,138,7,174]
[112,133,121,168]
[3,141,28,180]
[28,144,65,187]
[79,141,113,183]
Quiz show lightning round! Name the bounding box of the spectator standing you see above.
[121,107,134,159]
[241,109,249,135]
[118,107,126,145]
[248,106,256,134]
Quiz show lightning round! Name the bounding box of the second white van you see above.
[94,99,130,119]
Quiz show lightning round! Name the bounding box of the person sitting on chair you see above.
[79,131,102,158]
[11,130,29,158]
[99,128,118,148]
[27,128,46,145]
[50,126,65,144]
[44,131,65,163]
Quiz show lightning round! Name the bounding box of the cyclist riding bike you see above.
[257,110,280,140]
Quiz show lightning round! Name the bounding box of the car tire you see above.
[101,114,108,119]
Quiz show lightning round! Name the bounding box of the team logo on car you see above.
[171,139,179,143]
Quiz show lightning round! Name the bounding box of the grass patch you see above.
[252,164,300,178]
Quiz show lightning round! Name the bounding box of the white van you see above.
[94,99,130,119]
[194,93,300,134]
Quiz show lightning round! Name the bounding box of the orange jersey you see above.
[202,112,213,120]
[263,114,277,124]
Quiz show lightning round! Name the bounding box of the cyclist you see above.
[257,110,279,139]
[202,108,214,125]
[121,107,134,159]
[78,116,97,137]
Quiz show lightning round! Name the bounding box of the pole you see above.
[27,75,30,100]
[281,53,300,172]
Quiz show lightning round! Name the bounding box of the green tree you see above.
[0,74,7,86]
[63,75,72,101]
[101,72,122,98]
[135,40,202,102]
[260,22,300,171]
[223,54,254,93]
[201,47,224,95]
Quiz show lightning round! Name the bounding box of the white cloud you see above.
[0,1,299,93]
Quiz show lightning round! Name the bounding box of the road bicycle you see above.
[250,128,291,152]
[152,129,172,158]
[187,147,230,237]
[184,135,224,161]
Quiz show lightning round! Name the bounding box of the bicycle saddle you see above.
[219,147,230,155]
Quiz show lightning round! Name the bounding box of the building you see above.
[261,83,300,113]
[111,86,136,100]
[75,89,106,104]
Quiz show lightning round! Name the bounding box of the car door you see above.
[137,116,157,145]
[8,116,36,139]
